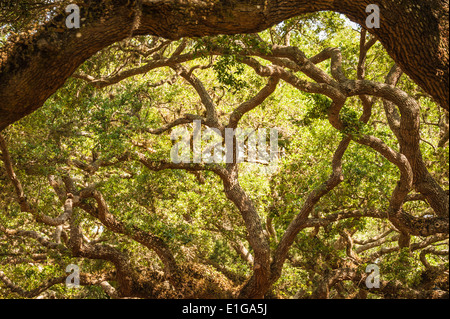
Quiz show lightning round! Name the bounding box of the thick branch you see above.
[77,186,182,287]
[228,76,280,129]
[0,0,447,131]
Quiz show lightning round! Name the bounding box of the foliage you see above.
[0,8,448,299]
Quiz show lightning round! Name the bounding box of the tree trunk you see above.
[221,166,271,299]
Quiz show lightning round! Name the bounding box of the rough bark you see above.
[221,166,271,299]
[0,0,448,131]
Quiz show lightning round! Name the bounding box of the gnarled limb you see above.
[0,0,448,131]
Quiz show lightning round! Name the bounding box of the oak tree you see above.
[0,1,448,300]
